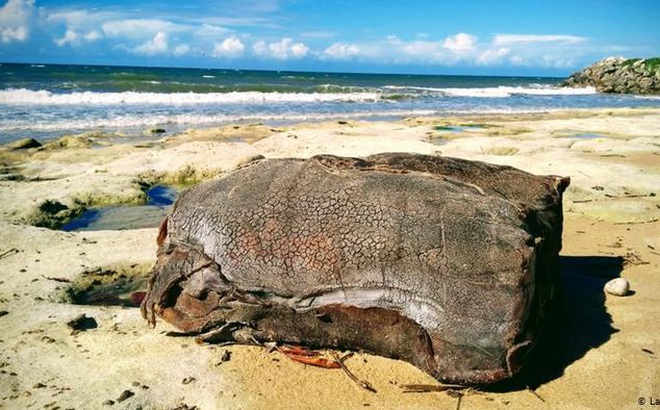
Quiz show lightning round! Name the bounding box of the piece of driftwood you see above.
[141,153,570,385]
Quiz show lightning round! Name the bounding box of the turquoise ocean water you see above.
[1,63,659,144]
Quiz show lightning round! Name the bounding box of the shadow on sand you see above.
[490,255,623,391]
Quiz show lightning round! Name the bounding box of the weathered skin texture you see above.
[141,153,570,385]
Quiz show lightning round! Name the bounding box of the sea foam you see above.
[383,85,597,98]
[0,88,383,105]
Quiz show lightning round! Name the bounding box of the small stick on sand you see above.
[527,386,545,402]
[330,351,377,393]
[0,248,19,259]
[401,384,465,393]
[455,392,463,410]
[42,275,71,283]
[614,218,659,225]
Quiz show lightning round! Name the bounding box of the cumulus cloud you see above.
[54,29,76,46]
[214,35,245,58]
[54,28,102,47]
[322,35,470,65]
[0,0,34,43]
[134,31,169,55]
[46,9,108,47]
[316,32,589,69]
[442,33,477,52]
[477,47,510,65]
[253,38,309,60]
[322,42,360,60]
[399,40,443,58]
[173,44,190,56]
[85,31,102,41]
[1,25,26,42]
[493,34,586,46]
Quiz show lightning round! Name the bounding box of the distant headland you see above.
[563,57,660,94]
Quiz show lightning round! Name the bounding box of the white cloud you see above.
[289,42,309,58]
[47,9,110,27]
[198,23,232,38]
[317,32,589,69]
[322,42,360,60]
[54,28,76,46]
[477,48,510,65]
[54,28,102,47]
[442,33,477,52]
[509,55,527,66]
[84,31,102,41]
[253,38,309,60]
[0,0,34,43]
[173,44,190,56]
[487,34,589,68]
[399,40,443,58]
[102,19,177,39]
[214,35,245,58]
[46,9,108,46]
[134,31,169,55]
[386,35,401,45]
[494,34,586,46]
[321,35,467,65]
[1,25,27,42]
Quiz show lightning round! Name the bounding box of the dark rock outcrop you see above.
[563,57,660,94]
[4,138,42,150]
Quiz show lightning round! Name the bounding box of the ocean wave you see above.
[0,84,600,106]
[0,88,384,105]
[2,106,569,131]
[0,109,442,133]
[383,85,597,98]
[441,86,597,98]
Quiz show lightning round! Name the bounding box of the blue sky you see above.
[1,0,658,75]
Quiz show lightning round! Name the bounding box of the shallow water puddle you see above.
[433,124,485,133]
[62,185,178,231]
[57,264,151,308]
[430,124,486,145]
[572,133,606,139]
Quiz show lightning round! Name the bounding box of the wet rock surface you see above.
[563,57,660,94]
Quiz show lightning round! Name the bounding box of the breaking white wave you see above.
[0,109,443,133]
[384,84,597,98]
[442,86,597,98]
[0,88,383,105]
[0,85,600,106]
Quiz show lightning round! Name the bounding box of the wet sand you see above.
[0,108,658,409]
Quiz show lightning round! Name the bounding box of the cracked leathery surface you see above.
[142,153,568,385]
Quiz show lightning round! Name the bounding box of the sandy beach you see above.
[0,108,659,409]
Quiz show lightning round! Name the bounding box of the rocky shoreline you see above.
[563,57,660,94]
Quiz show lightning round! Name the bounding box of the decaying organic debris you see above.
[141,153,569,385]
